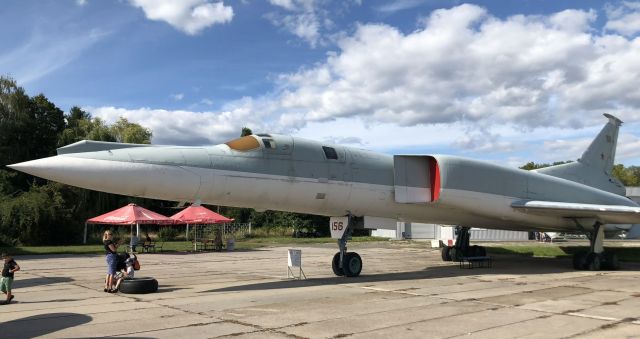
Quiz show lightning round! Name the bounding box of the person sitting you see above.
[142,233,155,252]
[113,254,136,292]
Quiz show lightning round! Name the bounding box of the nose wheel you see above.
[330,215,363,277]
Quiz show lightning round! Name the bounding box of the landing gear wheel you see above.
[586,253,602,271]
[441,246,452,261]
[118,277,158,294]
[343,252,362,277]
[449,247,459,261]
[572,251,587,270]
[602,251,620,270]
[331,252,344,276]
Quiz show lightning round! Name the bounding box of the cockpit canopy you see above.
[225,134,292,154]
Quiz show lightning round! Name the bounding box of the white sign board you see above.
[288,249,302,267]
[329,216,349,239]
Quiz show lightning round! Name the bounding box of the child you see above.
[1,253,20,304]
[113,254,136,292]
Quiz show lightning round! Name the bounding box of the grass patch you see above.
[485,245,568,258]
[0,236,388,256]
[485,244,640,262]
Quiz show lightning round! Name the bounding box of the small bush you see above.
[158,227,178,241]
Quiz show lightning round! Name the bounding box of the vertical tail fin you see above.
[535,114,625,195]
[579,113,622,175]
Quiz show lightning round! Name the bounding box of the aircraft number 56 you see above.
[331,221,344,231]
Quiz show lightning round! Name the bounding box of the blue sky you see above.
[2,0,640,167]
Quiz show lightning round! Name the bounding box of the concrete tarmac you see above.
[1,242,639,338]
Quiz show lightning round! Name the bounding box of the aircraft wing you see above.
[512,200,640,224]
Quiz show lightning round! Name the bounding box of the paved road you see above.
[1,243,639,338]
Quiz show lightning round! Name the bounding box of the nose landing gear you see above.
[330,215,362,277]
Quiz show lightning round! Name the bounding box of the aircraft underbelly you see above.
[193,169,577,232]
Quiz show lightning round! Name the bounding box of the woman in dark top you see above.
[103,230,118,292]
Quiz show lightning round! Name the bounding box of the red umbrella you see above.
[169,205,234,224]
[87,203,174,225]
[170,205,234,250]
[85,203,174,244]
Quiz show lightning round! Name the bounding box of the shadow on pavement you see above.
[0,313,92,338]
[13,277,74,289]
[202,254,639,293]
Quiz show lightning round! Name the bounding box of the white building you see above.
[372,222,529,242]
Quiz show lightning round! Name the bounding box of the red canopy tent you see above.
[170,205,234,250]
[84,203,174,243]
[169,205,234,224]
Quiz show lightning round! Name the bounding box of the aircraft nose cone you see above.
[7,157,62,178]
[7,154,202,201]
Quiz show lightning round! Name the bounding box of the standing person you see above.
[103,230,119,292]
[129,234,139,253]
[1,253,20,304]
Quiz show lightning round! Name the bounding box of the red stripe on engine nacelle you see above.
[429,157,441,202]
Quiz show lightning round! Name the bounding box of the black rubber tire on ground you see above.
[343,252,362,277]
[601,251,620,270]
[449,247,459,261]
[119,277,158,294]
[572,252,587,270]
[441,246,452,261]
[586,253,602,271]
[332,252,344,276]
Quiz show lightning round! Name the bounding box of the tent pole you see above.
[186,224,189,241]
[136,223,140,237]
[83,222,88,244]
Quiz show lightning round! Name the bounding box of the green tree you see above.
[110,117,152,144]
[520,161,573,170]
[0,77,65,192]
[612,164,640,186]
[241,127,253,137]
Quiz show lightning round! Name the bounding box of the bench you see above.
[142,241,155,253]
[459,256,492,269]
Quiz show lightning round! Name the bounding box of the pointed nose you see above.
[8,157,70,179]
[8,155,202,201]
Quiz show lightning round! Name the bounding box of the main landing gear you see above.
[441,226,487,261]
[330,216,362,277]
[572,223,619,271]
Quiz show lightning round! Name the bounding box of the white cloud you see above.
[76,0,88,6]
[274,4,640,133]
[376,0,428,14]
[85,4,640,166]
[266,0,345,47]
[86,100,264,145]
[605,1,640,36]
[0,28,109,85]
[128,0,233,35]
[170,93,185,101]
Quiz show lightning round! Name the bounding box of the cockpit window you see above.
[262,138,276,149]
[323,146,338,160]
[225,136,260,152]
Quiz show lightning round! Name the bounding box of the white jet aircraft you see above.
[8,114,640,276]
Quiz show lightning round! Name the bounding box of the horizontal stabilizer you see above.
[512,200,640,225]
[57,140,153,155]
